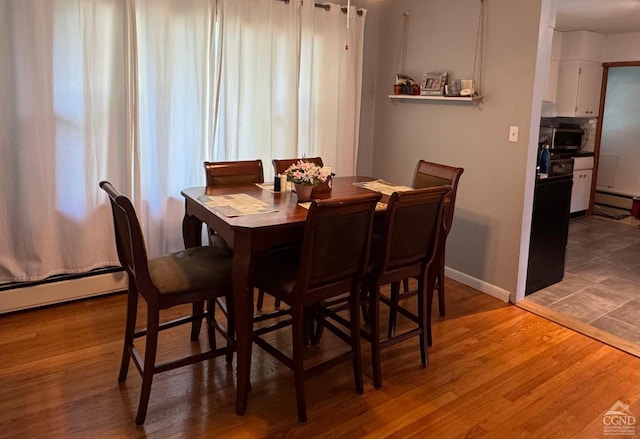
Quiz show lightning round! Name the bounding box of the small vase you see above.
[294,183,313,202]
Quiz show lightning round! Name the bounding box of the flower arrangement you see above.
[285,160,331,187]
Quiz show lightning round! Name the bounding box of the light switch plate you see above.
[509,126,519,143]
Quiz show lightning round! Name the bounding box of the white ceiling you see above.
[555,0,640,34]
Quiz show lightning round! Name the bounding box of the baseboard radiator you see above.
[595,190,634,210]
[0,271,128,315]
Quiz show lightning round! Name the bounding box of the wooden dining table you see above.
[181,176,383,415]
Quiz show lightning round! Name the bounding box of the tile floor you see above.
[526,213,640,346]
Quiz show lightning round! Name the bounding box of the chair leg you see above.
[387,281,400,339]
[369,284,383,389]
[274,297,281,309]
[224,294,235,364]
[135,308,159,425]
[191,300,204,341]
[359,287,370,324]
[291,305,308,423]
[438,263,446,317]
[402,278,410,294]
[309,305,324,346]
[417,276,429,368]
[349,286,364,394]
[427,266,437,348]
[118,287,138,383]
[256,290,264,311]
[206,299,217,351]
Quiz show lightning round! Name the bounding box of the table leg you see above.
[232,230,254,415]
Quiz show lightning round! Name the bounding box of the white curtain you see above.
[0,0,366,283]
[132,0,217,257]
[0,1,126,281]
[216,0,366,179]
[299,3,366,177]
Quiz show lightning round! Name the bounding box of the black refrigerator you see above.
[525,174,573,295]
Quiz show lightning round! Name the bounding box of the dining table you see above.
[181,175,403,415]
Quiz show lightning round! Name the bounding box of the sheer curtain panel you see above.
[0,1,126,282]
[0,0,366,287]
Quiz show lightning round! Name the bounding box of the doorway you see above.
[522,62,640,356]
[592,62,640,216]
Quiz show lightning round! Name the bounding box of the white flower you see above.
[285,160,328,187]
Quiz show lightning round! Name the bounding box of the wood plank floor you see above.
[0,279,638,438]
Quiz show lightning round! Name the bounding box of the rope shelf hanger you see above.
[393,1,485,98]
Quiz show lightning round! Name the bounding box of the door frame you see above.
[590,61,640,214]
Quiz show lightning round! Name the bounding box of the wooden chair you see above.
[204,159,264,187]
[390,160,464,334]
[272,157,324,176]
[100,181,235,425]
[361,186,450,388]
[251,192,381,422]
[203,160,273,310]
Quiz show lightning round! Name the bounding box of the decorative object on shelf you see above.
[459,79,475,96]
[445,79,462,97]
[285,159,332,202]
[421,71,448,96]
[394,73,420,95]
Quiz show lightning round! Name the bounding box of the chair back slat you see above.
[272,157,324,176]
[412,160,464,232]
[204,160,264,187]
[295,193,380,294]
[100,181,152,291]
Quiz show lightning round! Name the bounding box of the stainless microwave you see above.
[539,126,584,150]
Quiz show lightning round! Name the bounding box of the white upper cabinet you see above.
[554,31,605,117]
[556,60,603,117]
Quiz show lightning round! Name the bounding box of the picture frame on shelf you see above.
[421,71,448,96]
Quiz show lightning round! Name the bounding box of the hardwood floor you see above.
[0,279,638,438]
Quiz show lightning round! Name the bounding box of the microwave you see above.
[539,126,584,150]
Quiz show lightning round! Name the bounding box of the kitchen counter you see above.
[550,149,595,159]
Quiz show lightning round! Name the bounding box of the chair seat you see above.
[209,234,233,256]
[148,246,231,296]
[253,246,301,297]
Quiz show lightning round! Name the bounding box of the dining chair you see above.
[204,159,264,187]
[251,192,381,422]
[359,186,450,388]
[389,160,464,335]
[100,181,235,425]
[272,157,324,176]
[203,160,275,311]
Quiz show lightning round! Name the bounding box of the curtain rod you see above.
[277,0,364,16]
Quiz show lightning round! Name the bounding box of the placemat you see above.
[298,201,388,212]
[254,182,292,193]
[198,194,278,217]
[353,179,412,196]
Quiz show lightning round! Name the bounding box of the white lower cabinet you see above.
[571,168,593,213]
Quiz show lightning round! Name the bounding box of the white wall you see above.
[367,0,545,299]
[604,33,640,62]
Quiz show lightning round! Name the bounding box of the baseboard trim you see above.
[445,267,511,303]
[0,272,128,315]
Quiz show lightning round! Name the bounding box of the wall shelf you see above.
[388,94,483,102]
